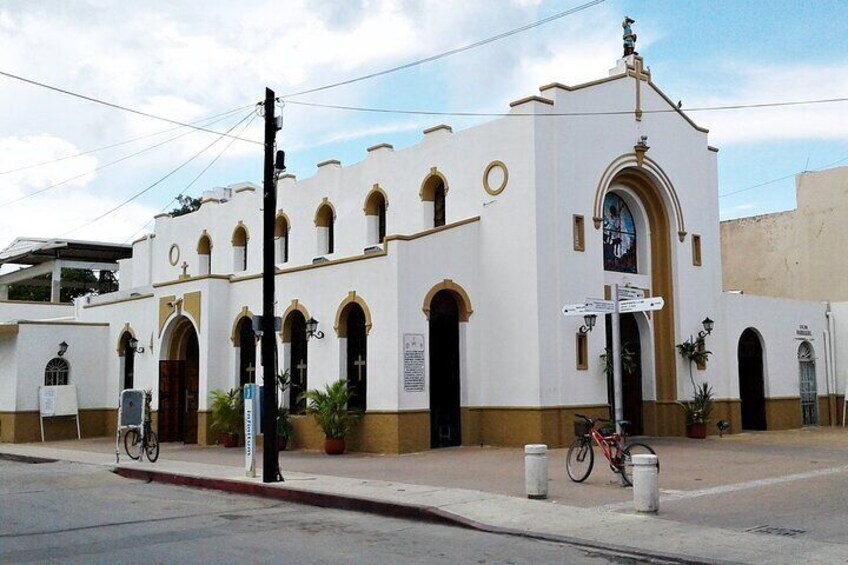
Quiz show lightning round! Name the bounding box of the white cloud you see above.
[683,63,848,145]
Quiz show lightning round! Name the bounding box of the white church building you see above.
[1,55,842,452]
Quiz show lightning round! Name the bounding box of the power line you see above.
[0,110,254,209]
[281,95,848,118]
[61,112,256,237]
[280,0,606,98]
[719,155,848,199]
[122,113,261,243]
[0,69,263,145]
[0,105,254,176]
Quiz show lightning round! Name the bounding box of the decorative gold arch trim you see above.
[419,167,449,201]
[163,315,199,362]
[334,291,373,337]
[314,198,336,226]
[592,153,687,242]
[116,323,137,355]
[274,212,291,238]
[281,299,311,342]
[363,184,389,214]
[230,306,255,346]
[231,221,249,245]
[197,230,213,254]
[422,279,473,322]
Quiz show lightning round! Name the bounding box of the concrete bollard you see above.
[632,453,659,512]
[524,444,548,499]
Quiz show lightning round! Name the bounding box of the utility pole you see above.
[261,87,281,483]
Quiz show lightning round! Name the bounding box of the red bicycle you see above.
[566,414,654,486]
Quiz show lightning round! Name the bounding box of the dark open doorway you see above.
[605,313,644,435]
[429,290,461,448]
[738,328,767,430]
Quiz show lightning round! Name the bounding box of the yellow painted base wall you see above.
[0,409,114,443]
[765,398,802,430]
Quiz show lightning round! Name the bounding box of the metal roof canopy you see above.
[0,238,132,267]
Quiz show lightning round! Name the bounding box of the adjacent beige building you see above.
[721,166,848,301]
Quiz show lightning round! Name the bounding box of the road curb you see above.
[113,466,734,565]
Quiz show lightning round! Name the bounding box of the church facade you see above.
[1,56,840,450]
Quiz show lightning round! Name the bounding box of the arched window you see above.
[602,192,637,273]
[232,224,248,272]
[798,341,818,426]
[44,357,70,386]
[364,189,387,245]
[420,174,447,229]
[315,203,335,256]
[197,233,212,275]
[274,214,290,264]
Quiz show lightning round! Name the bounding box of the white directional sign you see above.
[562,303,590,316]
[618,297,665,313]
[585,298,616,314]
[617,286,646,301]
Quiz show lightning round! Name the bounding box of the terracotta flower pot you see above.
[324,437,346,455]
[686,422,707,439]
[220,432,239,447]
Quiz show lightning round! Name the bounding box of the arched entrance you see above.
[798,341,818,426]
[339,303,368,412]
[235,317,256,387]
[283,310,308,413]
[605,313,644,434]
[738,328,766,430]
[159,316,200,443]
[429,290,461,448]
[118,331,135,390]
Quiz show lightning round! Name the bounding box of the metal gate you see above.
[798,342,818,426]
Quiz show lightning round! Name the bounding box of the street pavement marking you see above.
[596,464,848,511]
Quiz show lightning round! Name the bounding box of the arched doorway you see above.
[284,310,308,414]
[119,332,135,390]
[159,316,200,443]
[342,304,367,412]
[235,317,256,387]
[429,290,461,448]
[738,328,766,430]
[798,341,818,426]
[605,313,643,434]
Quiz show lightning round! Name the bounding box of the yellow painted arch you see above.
[422,279,473,322]
[334,291,373,337]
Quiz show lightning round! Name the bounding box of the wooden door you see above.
[158,360,184,442]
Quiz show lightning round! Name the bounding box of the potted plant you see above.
[300,379,362,455]
[209,387,243,447]
[678,382,714,439]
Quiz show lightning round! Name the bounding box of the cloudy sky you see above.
[1,0,846,251]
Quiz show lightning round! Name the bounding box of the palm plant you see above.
[299,379,362,439]
[209,387,243,436]
[678,382,714,425]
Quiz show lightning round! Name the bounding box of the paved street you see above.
[0,459,644,564]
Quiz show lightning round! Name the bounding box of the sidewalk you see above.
[3,428,847,564]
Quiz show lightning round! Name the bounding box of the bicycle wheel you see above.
[144,430,160,463]
[566,438,594,482]
[620,442,655,486]
[123,429,142,460]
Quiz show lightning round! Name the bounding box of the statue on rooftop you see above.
[622,16,638,57]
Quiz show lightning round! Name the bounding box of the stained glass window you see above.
[602,193,638,273]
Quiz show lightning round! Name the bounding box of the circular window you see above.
[483,161,508,196]
[168,244,181,266]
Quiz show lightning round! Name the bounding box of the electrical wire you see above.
[60,112,256,238]
[122,112,261,244]
[280,0,605,98]
[0,110,254,209]
[719,154,848,199]
[0,105,254,176]
[281,95,848,118]
[0,69,263,145]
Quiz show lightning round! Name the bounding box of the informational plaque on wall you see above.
[403,334,425,392]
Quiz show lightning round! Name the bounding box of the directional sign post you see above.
[561,285,665,446]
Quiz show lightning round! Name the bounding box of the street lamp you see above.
[128,337,145,354]
[305,317,324,340]
[57,341,69,357]
[697,317,714,340]
[578,313,597,334]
